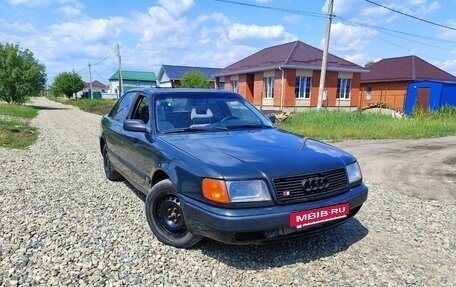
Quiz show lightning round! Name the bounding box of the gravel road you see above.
[1,97,455,286]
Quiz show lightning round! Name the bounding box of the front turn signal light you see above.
[202,178,229,204]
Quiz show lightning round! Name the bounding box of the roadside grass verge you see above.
[0,118,38,148]
[50,97,116,115]
[0,103,39,118]
[0,103,39,148]
[278,108,456,140]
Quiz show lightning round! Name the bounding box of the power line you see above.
[91,66,108,85]
[357,24,447,62]
[213,0,327,18]
[337,16,456,45]
[92,48,117,66]
[216,0,456,53]
[363,0,456,31]
[337,16,455,51]
[75,65,88,74]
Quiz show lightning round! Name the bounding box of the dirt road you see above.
[336,137,456,203]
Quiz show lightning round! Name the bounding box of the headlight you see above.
[202,178,271,203]
[226,180,271,203]
[346,162,362,184]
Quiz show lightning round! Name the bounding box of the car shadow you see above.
[31,105,69,111]
[197,218,368,269]
[123,181,146,202]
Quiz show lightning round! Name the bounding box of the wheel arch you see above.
[99,136,106,155]
[151,169,170,188]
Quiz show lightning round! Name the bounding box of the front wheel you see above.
[145,179,201,248]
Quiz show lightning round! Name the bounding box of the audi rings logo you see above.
[301,177,329,192]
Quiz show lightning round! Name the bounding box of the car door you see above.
[120,93,154,191]
[103,91,137,176]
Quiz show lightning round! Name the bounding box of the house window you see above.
[295,76,311,99]
[337,78,351,99]
[366,86,372,100]
[264,77,274,98]
[231,80,239,93]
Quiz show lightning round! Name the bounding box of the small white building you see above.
[108,70,157,95]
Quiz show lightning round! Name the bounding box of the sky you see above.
[1,0,456,86]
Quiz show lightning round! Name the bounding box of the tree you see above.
[180,70,214,89]
[365,61,375,68]
[51,72,84,99]
[0,43,47,104]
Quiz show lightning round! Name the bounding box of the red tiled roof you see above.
[215,40,366,76]
[85,80,107,89]
[360,55,456,83]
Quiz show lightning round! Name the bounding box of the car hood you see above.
[161,128,356,180]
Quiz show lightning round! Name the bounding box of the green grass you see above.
[278,108,456,140]
[0,103,38,118]
[51,97,116,115]
[0,103,39,148]
[0,119,38,148]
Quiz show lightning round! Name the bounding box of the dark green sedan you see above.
[100,88,368,248]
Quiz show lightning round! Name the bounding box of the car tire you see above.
[145,179,202,248]
[102,144,122,181]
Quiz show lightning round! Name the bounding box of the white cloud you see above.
[228,24,285,41]
[324,22,376,66]
[9,0,52,6]
[0,19,34,33]
[2,0,300,84]
[56,3,84,17]
[325,0,442,25]
[158,0,194,17]
[439,19,456,39]
[342,53,365,65]
[433,59,456,76]
[49,17,123,43]
[329,22,375,53]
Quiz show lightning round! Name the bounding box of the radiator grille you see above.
[273,168,348,204]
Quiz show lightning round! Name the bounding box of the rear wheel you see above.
[145,179,201,248]
[102,144,122,181]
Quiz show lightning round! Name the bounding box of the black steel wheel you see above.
[145,179,201,248]
[102,144,122,181]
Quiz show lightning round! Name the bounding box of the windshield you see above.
[154,92,273,133]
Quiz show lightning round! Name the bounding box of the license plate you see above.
[290,203,350,228]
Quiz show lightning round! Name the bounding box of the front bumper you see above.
[181,183,368,244]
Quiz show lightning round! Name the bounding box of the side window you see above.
[131,95,150,123]
[109,92,136,122]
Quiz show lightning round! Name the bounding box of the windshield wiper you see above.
[223,123,268,129]
[162,126,209,134]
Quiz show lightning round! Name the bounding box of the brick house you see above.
[214,40,367,110]
[360,55,456,110]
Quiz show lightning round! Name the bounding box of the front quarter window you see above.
[109,92,136,122]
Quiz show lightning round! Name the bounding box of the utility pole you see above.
[88,62,93,100]
[117,43,123,99]
[317,0,334,110]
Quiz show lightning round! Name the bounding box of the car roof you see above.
[127,87,240,97]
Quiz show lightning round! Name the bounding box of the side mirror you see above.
[266,113,276,124]
[123,119,150,133]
